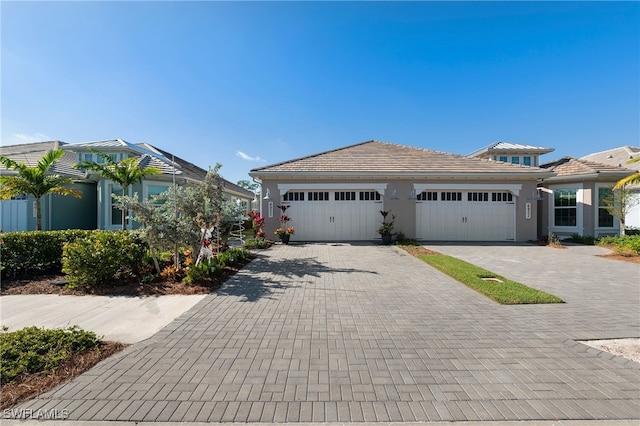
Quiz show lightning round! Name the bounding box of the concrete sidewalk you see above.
[5,243,640,423]
[0,294,206,343]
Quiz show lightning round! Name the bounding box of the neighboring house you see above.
[580,146,640,230]
[250,140,555,242]
[467,141,555,167]
[538,157,636,238]
[0,139,254,232]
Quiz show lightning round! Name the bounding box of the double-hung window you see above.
[553,189,577,227]
[597,187,614,228]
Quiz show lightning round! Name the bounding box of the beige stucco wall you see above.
[258,177,541,242]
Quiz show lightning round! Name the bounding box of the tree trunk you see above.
[121,187,127,230]
[35,196,42,231]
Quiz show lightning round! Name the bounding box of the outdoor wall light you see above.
[408,189,417,200]
[390,189,399,200]
[263,188,271,200]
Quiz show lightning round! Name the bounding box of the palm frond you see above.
[613,172,640,189]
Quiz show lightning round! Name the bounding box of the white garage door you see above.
[283,190,382,241]
[416,190,515,241]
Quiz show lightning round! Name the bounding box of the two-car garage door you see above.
[416,190,516,241]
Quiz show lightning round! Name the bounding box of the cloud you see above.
[13,132,52,143]
[236,151,266,162]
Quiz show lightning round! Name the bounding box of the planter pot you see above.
[280,234,291,245]
[381,232,392,245]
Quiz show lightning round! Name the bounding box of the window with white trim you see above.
[335,191,356,201]
[307,191,329,201]
[467,192,489,202]
[554,189,577,227]
[492,192,513,202]
[441,191,462,201]
[597,187,614,228]
[283,191,305,201]
[359,191,381,201]
[499,156,508,162]
[109,184,123,226]
[523,156,532,166]
[417,191,437,201]
[511,156,520,165]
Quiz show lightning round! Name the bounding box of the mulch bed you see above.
[0,255,255,296]
[0,341,127,410]
[399,245,440,256]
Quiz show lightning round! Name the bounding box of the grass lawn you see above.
[400,246,563,304]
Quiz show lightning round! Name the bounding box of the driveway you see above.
[8,242,640,423]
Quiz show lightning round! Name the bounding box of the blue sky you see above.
[2,1,638,185]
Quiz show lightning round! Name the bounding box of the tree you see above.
[237,179,259,193]
[0,149,82,230]
[117,164,239,272]
[75,151,161,230]
[601,185,639,236]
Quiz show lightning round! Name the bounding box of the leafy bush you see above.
[184,259,220,285]
[565,234,597,245]
[243,238,271,249]
[0,230,93,278]
[62,231,147,288]
[0,325,100,384]
[598,235,640,255]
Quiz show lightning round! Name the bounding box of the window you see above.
[467,192,489,202]
[308,191,329,201]
[417,191,437,201]
[554,189,577,227]
[492,192,513,202]
[283,191,305,201]
[441,191,462,201]
[83,153,93,162]
[511,156,520,164]
[335,191,356,201]
[499,156,508,162]
[146,184,169,205]
[598,187,614,228]
[359,191,381,201]
[523,156,532,166]
[110,184,123,226]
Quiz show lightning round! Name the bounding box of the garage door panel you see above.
[417,191,515,241]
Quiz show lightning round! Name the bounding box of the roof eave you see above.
[249,170,556,180]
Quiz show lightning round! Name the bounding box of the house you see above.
[249,140,555,242]
[538,156,637,237]
[0,139,255,232]
[467,141,555,167]
[580,146,640,230]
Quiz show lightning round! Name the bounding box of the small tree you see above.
[601,185,639,236]
[614,157,640,189]
[0,149,82,230]
[237,179,259,193]
[74,150,161,230]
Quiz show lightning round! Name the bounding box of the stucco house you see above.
[250,140,555,242]
[580,146,640,230]
[538,156,637,238]
[0,139,254,232]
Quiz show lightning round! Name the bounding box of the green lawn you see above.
[415,253,563,305]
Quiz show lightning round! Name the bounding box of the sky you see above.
[2,1,639,185]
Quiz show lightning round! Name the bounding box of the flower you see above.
[285,227,295,235]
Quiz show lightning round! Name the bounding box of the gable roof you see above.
[250,140,555,179]
[467,141,555,157]
[580,146,640,171]
[539,157,635,181]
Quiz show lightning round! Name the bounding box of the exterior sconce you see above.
[390,189,399,200]
[534,188,543,201]
[408,189,416,200]
[263,188,271,200]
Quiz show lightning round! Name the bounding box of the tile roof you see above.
[468,141,554,157]
[580,146,640,171]
[0,141,87,179]
[539,157,635,178]
[1,140,254,198]
[251,140,554,177]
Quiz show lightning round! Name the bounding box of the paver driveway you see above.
[14,243,640,422]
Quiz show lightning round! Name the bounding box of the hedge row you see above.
[0,230,94,278]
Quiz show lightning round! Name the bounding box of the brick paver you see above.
[13,243,640,422]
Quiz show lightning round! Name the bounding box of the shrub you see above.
[62,231,147,288]
[184,259,220,285]
[243,238,271,249]
[598,235,640,255]
[0,325,100,384]
[0,230,93,278]
[565,234,597,245]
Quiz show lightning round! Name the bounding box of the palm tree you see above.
[613,157,640,189]
[75,151,161,230]
[0,149,82,230]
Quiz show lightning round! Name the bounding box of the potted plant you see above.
[378,210,395,245]
[275,205,295,244]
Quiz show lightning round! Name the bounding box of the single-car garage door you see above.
[282,190,382,241]
[416,190,515,241]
